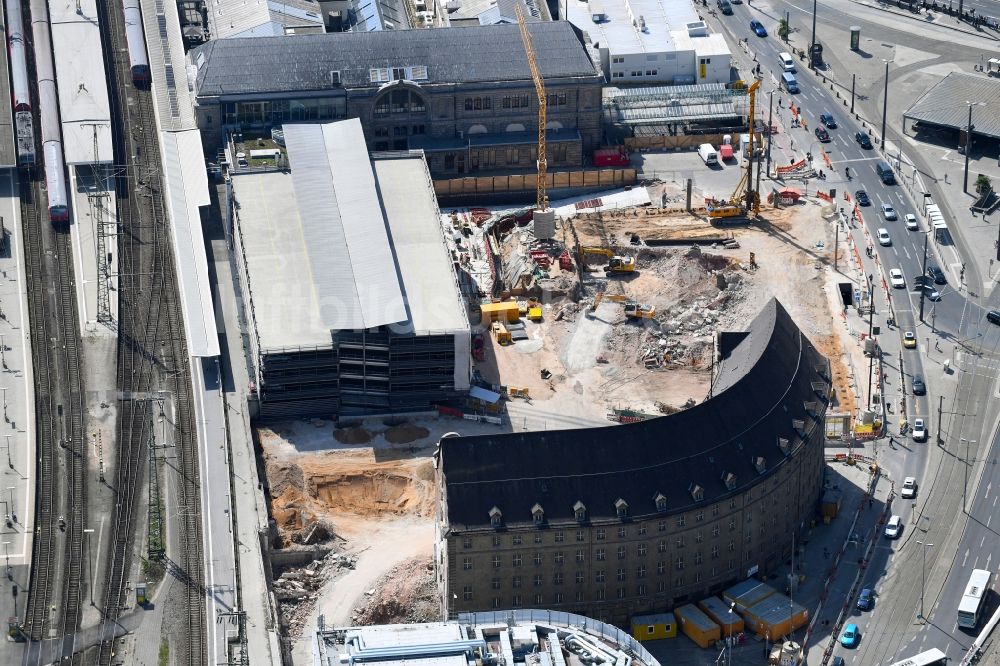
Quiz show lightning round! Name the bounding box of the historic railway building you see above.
[436,299,831,626]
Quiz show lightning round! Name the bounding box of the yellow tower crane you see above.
[515,3,548,211]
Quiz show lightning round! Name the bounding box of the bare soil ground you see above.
[270,193,858,666]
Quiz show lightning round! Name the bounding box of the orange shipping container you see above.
[724,579,777,614]
[698,595,745,635]
[674,604,721,648]
[742,593,809,639]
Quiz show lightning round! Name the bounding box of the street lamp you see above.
[881,60,892,146]
[809,0,818,70]
[960,438,976,512]
[727,601,735,666]
[917,540,933,620]
[963,102,984,194]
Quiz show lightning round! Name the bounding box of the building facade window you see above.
[616,568,626,582]
[492,555,501,568]
[597,529,606,541]
[491,577,501,589]
[637,543,647,556]
[554,551,564,565]
[555,531,565,542]
[576,550,585,563]
[512,554,522,567]
[463,537,472,548]
[512,576,522,588]
[618,527,627,539]
[463,557,472,570]
[617,546,626,560]
[463,586,473,601]
[637,565,646,578]
[595,571,606,583]
[534,553,543,566]
[554,572,564,585]
[533,574,543,587]
[596,548,606,561]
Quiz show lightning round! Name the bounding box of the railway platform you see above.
[0,169,37,660]
[69,168,120,335]
[0,2,17,168]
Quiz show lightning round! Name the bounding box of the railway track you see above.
[17,0,88,656]
[92,0,206,663]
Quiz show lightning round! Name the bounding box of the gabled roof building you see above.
[188,22,603,177]
[436,299,830,625]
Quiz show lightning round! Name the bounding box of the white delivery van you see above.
[779,51,795,72]
[698,143,719,165]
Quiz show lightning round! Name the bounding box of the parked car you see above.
[877,228,891,246]
[815,126,831,142]
[841,623,861,647]
[905,213,918,230]
[881,203,897,220]
[927,265,946,284]
[884,515,902,539]
[856,132,873,149]
[903,331,916,347]
[857,588,874,611]
[718,0,733,15]
[750,19,767,36]
[988,310,1000,326]
[855,190,871,206]
[913,418,927,442]
[889,269,905,288]
[912,374,926,395]
[820,113,837,128]
[901,477,918,498]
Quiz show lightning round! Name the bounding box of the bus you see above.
[888,648,947,666]
[958,568,993,629]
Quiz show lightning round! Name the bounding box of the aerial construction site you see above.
[267,167,863,662]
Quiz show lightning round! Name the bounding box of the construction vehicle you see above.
[579,246,636,274]
[590,292,655,319]
[707,78,762,219]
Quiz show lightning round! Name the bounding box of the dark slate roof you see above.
[440,298,830,531]
[191,22,599,97]
[902,72,1000,140]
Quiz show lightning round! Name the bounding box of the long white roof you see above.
[160,129,219,357]
[48,0,113,164]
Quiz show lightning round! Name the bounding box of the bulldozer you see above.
[579,247,636,274]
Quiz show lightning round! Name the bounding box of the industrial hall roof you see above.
[190,21,599,97]
[439,298,830,531]
[903,72,1000,140]
[230,119,468,352]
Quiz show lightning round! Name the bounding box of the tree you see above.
[976,174,992,195]
[778,18,790,41]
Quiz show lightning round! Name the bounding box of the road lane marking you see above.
[963,548,969,566]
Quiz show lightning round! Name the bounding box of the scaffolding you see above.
[604,83,748,130]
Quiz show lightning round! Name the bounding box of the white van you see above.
[779,51,795,72]
[698,143,719,165]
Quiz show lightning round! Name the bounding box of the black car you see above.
[820,113,837,128]
[927,265,946,284]
[815,127,831,142]
[855,190,871,206]
[855,132,873,149]
[912,375,926,395]
[988,310,1000,326]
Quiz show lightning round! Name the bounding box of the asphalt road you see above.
[716,3,1000,662]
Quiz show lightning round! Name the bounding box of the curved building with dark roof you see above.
[436,298,830,626]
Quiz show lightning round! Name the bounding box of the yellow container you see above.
[631,613,677,642]
[480,301,520,324]
[528,307,543,321]
[675,604,721,648]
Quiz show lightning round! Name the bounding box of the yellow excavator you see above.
[707,78,762,220]
[591,292,656,319]
[579,247,636,274]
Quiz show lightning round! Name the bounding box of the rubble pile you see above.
[351,557,438,626]
[277,550,357,636]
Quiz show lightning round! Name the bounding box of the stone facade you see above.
[194,76,602,178]
[438,428,824,627]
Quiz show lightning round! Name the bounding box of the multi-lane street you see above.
[712,1,1000,661]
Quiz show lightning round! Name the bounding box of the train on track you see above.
[31,0,69,222]
[123,0,150,86]
[5,0,36,166]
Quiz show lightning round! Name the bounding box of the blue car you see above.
[840,623,860,647]
[856,588,873,611]
[750,20,767,36]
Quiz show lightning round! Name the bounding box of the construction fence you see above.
[433,168,636,198]
[625,133,730,152]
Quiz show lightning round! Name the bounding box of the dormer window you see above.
[721,472,737,490]
[573,501,587,523]
[615,498,628,520]
[654,493,667,513]
[689,484,704,502]
[777,437,790,455]
[531,503,544,525]
[489,506,503,529]
[754,456,766,474]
